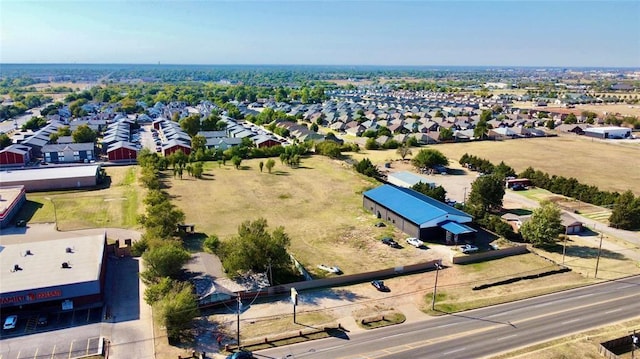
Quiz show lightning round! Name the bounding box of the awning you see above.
[439,221,476,235]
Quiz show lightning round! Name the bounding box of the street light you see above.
[432,262,443,311]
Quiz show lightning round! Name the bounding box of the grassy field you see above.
[165,156,449,274]
[17,166,143,230]
[423,254,590,314]
[348,135,640,195]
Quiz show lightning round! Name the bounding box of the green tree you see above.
[439,127,454,141]
[138,200,185,239]
[180,114,201,137]
[0,133,12,149]
[203,234,220,253]
[191,135,206,153]
[192,162,204,179]
[467,174,505,216]
[365,137,379,150]
[354,158,380,178]
[72,124,97,143]
[564,113,578,124]
[396,142,412,160]
[265,158,276,173]
[259,161,264,172]
[49,132,59,144]
[232,155,242,169]
[474,111,491,139]
[218,218,292,279]
[520,201,563,247]
[144,277,181,305]
[411,148,448,170]
[609,190,640,230]
[411,182,447,202]
[141,242,191,282]
[155,283,199,341]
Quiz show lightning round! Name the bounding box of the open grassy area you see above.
[17,166,143,230]
[165,156,443,274]
[422,254,590,314]
[349,135,640,196]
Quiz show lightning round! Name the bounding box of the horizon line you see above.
[1,63,639,70]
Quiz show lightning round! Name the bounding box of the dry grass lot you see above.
[19,166,143,231]
[165,156,446,275]
[349,134,640,196]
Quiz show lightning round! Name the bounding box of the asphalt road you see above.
[256,275,640,359]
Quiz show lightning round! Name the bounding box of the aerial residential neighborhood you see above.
[1,1,639,359]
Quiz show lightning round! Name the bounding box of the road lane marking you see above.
[497,334,518,341]
[86,339,91,355]
[15,351,21,359]
[68,340,75,359]
[32,348,38,359]
[443,347,466,355]
[605,309,623,314]
[50,345,56,359]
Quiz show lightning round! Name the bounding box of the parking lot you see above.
[1,307,103,340]
[0,325,102,359]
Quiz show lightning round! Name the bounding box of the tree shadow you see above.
[296,165,314,169]
[326,327,350,340]
[575,227,599,237]
[238,165,252,170]
[502,208,533,216]
[182,232,207,252]
[272,171,290,176]
[447,168,467,176]
[546,243,626,260]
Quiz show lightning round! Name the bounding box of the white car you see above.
[317,264,341,274]
[406,237,424,248]
[461,244,479,254]
[3,315,17,330]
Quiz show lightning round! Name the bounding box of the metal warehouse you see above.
[583,126,631,139]
[0,234,107,311]
[363,184,475,244]
[0,165,100,191]
[386,171,435,188]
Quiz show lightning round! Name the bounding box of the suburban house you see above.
[42,143,95,163]
[0,145,32,167]
[363,184,475,244]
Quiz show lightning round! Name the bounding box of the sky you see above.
[1,0,639,67]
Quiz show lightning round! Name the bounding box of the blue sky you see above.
[1,1,639,67]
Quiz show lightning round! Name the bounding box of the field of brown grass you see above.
[349,135,640,196]
[165,156,445,274]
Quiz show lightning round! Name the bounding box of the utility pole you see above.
[267,258,273,286]
[631,329,638,359]
[594,233,603,279]
[561,226,568,265]
[291,288,298,324]
[236,295,242,350]
[431,263,443,311]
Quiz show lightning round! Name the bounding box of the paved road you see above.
[256,276,640,359]
[0,105,44,134]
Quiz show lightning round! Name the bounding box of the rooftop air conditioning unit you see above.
[25,249,32,255]
[13,264,21,271]
[61,262,70,269]
[65,247,73,253]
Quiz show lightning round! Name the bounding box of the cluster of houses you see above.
[1,88,634,167]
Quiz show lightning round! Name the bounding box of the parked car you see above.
[511,184,526,191]
[3,315,17,330]
[226,350,254,359]
[317,264,341,274]
[406,237,424,248]
[381,237,400,248]
[15,219,26,227]
[461,244,479,254]
[374,222,386,227]
[37,314,48,326]
[371,280,389,292]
